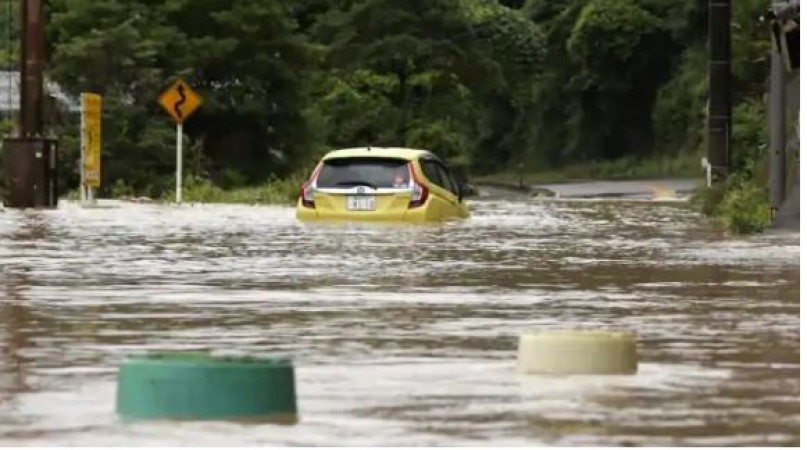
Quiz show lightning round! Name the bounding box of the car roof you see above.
[322,147,435,162]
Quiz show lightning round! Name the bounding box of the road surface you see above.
[535,179,700,200]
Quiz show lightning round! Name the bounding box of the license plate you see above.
[346,195,376,211]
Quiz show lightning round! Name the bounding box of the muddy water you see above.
[0,198,799,446]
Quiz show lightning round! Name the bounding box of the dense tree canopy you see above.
[0,0,775,196]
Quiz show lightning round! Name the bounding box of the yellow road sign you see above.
[81,93,102,188]
[158,78,202,124]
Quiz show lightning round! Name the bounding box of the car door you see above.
[419,158,461,218]
[432,161,468,217]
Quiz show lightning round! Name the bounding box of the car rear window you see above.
[316,157,410,189]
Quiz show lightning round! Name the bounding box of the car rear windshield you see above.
[316,157,411,189]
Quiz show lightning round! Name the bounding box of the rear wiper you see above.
[335,181,378,189]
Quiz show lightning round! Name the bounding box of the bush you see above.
[181,169,310,205]
[689,183,727,217]
[716,177,770,234]
[691,174,770,235]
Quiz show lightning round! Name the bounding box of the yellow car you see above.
[296,147,474,222]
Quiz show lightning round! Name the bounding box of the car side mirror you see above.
[458,182,478,200]
[448,165,470,184]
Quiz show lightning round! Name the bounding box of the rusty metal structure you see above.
[2,0,58,209]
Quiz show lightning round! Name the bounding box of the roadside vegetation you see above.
[474,152,700,186]
[0,0,785,234]
[690,97,777,234]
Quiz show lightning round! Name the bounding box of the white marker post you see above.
[176,123,183,203]
[701,157,712,188]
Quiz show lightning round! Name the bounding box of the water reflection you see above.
[1,213,53,431]
[0,200,799,446]
[1,272,34,401]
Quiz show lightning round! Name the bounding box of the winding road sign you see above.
[158,78,202,124]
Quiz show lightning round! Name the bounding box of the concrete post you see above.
[769,21,787,210]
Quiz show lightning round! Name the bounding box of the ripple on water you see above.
[0,199,799,446]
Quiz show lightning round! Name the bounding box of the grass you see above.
[689,160,773,235]
[472,152,701,187]
[690,179,771,235]
[716,179,771,234]
[176,174,305,205]
[59,171,309,206]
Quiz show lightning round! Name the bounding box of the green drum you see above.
[116,352,297,422]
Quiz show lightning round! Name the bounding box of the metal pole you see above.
[176,122,182,203]
[768,5,788,210]
[707,0,732,183]
[2,0,56,209]
[79,93,86,202]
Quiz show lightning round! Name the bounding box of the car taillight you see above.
[300,182,316,208]
[407,163,428,208]
[299,163,322,209]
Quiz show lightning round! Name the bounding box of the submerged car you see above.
[296,147,475,222]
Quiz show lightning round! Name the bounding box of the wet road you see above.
[0,198,800,446]
[533,179,699,200]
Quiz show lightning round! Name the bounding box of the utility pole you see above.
[768,4,787,213]
[707,0,732,184]
[1,0,58,209]
[20,0,43,137]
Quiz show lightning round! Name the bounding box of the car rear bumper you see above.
[295,201,464,223]
[296,208,427,222]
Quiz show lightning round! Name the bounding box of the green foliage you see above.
[309,0,507,169]
[731,100,767,178]
[716,176,771,234]
[181,170,310,205]
[462,0,546,82]
[47,0,318,197]
[690,183,727,217]
[731,0,771,95]
[476,151,699,184]
[690,177,770,235]
[27,0,775,210]
[518,0,677,166]
[689,97,771,235]
[652,0,771,159]
[568,0,661,75]
[652,47,707,155]
[0,118,14,136]
[110,179,134,198]
[0,1,20,67]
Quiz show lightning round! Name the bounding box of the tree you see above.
[310,0,503,166]
[46,0,318,195]
[565,0,671,160]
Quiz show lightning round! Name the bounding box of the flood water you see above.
[0,197,800,446]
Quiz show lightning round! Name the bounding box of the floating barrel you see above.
[518,330,638,375]
[116,352,297,422]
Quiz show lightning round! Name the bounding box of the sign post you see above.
[176,122,183,203]
[158,78,202,204]
[80,93,102,203]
